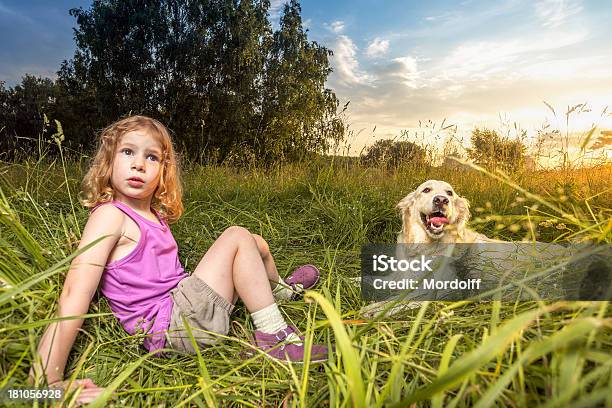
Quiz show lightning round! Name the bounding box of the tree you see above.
[259,0,343,163]
[467,128,526,172]
[58,0,215,150]
[0,81,13,156]
[203,0,273,157]
[361,139,427,169]
[54,0,342,164]
[0,76,60,157]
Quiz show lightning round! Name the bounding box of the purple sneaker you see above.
[285,264,320,299]
[252,325,328,363]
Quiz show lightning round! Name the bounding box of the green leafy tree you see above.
[0,81,14,156]
[58,0,217,151]
[6,0,341,164]
[259,0,344,163]
[203,0,272,157]
[0,76,61,157]
[361,139,427,169]
[467,128,526,172]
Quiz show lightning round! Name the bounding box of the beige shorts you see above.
[165,275,234,354]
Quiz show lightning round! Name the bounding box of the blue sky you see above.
[0,1,90,82]
[2,0,612,157]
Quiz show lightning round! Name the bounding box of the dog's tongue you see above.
[429,217,449,227]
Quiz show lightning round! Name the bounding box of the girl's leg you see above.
[192,226,273,312]
[190,226,329,362]
[252,233,320,300]
[251,234,280,288]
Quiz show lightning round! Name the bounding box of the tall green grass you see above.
[0,152,610,406]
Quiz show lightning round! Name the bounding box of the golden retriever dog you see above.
[360,180,608,318]
[397,179,498,244]
[360,180,499,317]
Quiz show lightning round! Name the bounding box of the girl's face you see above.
[111,129,163,205]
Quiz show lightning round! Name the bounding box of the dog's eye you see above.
[447,190,453,196]
[423,187,431,193]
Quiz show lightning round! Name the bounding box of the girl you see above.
[29,115,328,403]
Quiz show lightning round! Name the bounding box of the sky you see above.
[2,0,612,159]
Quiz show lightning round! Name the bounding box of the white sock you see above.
[251,303,302,344]
[251,303,287,334]
[272,277,304,300]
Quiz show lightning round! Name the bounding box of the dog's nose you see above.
[433,195,449,206]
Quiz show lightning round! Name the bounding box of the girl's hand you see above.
[50,378,107,406]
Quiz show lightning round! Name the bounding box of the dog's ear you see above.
[397,192,416,216]
[397,192,417,238]
[455,196,471,230]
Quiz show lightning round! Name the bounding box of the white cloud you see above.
[330,35,371,85]
[437,40,521,81]
[519,55,610,80]
[392,57,420,89]
[434,29,589,83]
[374,56,420,88]
[365,38,389,58]
[319,1,609,156]
[326,20,345,33]
[424,12,456,22]
[535,0,583,28]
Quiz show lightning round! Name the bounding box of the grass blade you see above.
[390,306,553,407]
[306,290,366,407]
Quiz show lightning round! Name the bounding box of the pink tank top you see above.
[94,200,187,353]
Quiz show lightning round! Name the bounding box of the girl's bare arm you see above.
[29,205,125,385]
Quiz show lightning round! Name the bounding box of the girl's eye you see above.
[423,187,431,193]
[122,148,133,155]
[147,154,159,162]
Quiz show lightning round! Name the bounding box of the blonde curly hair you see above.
[80,115,184,223]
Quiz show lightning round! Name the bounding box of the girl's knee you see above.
[222,226,252,241]
[252,234,270,257]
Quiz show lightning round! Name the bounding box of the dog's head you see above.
[397,180,471,241]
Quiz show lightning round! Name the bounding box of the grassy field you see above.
[0,154,610,407]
